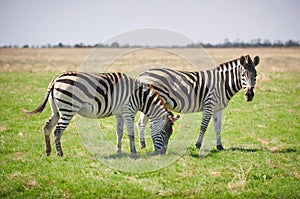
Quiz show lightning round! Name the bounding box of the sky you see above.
[0,0,299,46]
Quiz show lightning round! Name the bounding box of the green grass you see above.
[0,71,299,198]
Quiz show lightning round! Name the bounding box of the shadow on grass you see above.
[90,146,297,161]
[188,146,297,159]
[97,150,183,160]
[187,146,222,159]
[228,147,260,152]
[268,148,297,153]
[229,147,297,154]
[102,153,131,159]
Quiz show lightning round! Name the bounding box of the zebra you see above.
[24,72,179,156]
[125,84,180,155]
[136,55,260,150]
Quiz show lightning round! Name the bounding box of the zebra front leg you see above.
[137,113,149,149]
[115,115,124,153]
[213,110,224,150]
[195,107,213,149]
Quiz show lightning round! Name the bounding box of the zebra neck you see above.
[218,62,243,100]
[128,82,167,118]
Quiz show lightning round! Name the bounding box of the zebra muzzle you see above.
[245,87,254,102]
[157,147,167,155]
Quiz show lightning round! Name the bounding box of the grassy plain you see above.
[0,47,299,198]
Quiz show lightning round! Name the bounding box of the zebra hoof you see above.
[56,151,63,157]
[158,147,167,155]
[45,148,51,156]
[130,152,138,160]
[217,145,224,150]
[195,142,201,149]
[116,148,122,154]
[140,141,146,149]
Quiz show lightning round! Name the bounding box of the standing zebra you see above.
[25,72,178,156]
[136,55,260,150]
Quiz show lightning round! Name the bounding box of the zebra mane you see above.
[144,84,168,111]
[216,55,250,72]
[145,84,179,124]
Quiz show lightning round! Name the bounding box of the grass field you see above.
[0,47,299,198]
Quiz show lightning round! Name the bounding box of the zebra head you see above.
[134,83,180,154]
[159,111,180,154]
[239,55,260,102]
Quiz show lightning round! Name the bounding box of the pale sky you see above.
[0,0,299,46]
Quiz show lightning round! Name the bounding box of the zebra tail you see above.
[23,76,56,115]
[23,92,50,115]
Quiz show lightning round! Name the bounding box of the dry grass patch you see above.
[2,47,299,73]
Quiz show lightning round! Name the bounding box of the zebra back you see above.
[137,68,207,113]
[51,72,138,118]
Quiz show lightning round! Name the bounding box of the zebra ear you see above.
[253,55,260,67]
[173,114,180,122]
[168,114,180,124]
[240,56,246,66]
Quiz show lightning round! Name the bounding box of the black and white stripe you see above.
[124,84,180,154]
[137,55,260,150]
[25,72,176,156]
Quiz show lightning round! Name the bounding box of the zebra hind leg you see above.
[53,117,72,156]
[195,107,213,149]
[43,112,59,156]
[213,110,224,150]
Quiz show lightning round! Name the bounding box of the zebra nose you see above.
[245,87,254,102]
[246,87,254,93]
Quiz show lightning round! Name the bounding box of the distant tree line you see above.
[190,39,300,48]
[1,39,300,48]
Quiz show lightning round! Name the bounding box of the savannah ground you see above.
[0,47,299,198]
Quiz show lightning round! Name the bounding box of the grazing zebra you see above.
[25,72,178,156]
[124,84,180,155]
[136,55,260,150]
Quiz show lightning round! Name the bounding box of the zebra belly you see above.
[166,100,203,113]
[77,102,99,118]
